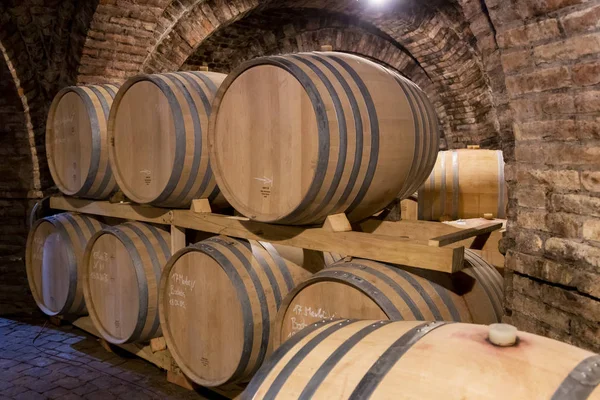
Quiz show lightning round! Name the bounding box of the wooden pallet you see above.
[49,195,502,274]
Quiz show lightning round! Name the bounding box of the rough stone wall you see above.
[489,0,600,351]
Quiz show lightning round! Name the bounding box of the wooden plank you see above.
[428,222,503,247]
[150,337,167,353]
[356,219,463,242]
[170,225,186,253]
[50,196,172,224]
[190,198,212,213]
[323,213,352,232]
[50,196,464,273]
[377,198,401,222]
[72,316,173,371]
[470,232,492,250]
[170,210,464,273]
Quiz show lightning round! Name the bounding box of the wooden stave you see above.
[25,212,105,316]
[82,222,171,344]
[107,71,226,208]
[418,149,507,221]
[244,320,600,400]
[208,51,440,225]
[273,249,503,348]
[46,84,119,199]
[159,236,314,387]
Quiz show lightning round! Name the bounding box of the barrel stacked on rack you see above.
[26,213,105,316]
[159,236,323,387]
[46,84,120,199]
[418,149,507,221]
[108,71,227,208]
[274,249,503,346]
[208,51,439,224]
[83,222,171,344]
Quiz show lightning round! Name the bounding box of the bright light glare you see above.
[368,0,389,5]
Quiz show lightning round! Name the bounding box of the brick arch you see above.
[130,1,501,152]
[0,0,102,199]
[0,32,44,200]
[181,12,450,146]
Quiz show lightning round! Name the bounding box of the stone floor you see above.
[0,313,222,400]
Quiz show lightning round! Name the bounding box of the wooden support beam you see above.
[377,198,401,222]
[170,211,464,273]
[470,231,492,250]
[170,225,186,254]
[150,337,167,353]
[190,199,212,213]
[50,196,171,224]
[50,196,465,273]
[428,222,503,247]
[323,213,352,232]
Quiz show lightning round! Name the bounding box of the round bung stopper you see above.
[489,323,518,347]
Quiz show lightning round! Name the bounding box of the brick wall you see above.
[0,0,98,315]
[488,0,600,351]
[0,54,37,315]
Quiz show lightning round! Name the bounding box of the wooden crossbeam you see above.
[428,222,503,247]
[50,196,465,273]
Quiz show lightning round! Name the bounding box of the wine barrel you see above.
[46,84,120,199]
[245,320,600,400]
[82,222,171,344]
[418,149,507,221]
[159,236,321,387]
[208,51,440,225]
[108,71,227,207]
[25,213,104,316]
[274,249,503,346]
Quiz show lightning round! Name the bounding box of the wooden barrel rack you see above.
[41,194,503,398]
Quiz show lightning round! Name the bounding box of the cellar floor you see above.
[0,313,218,400]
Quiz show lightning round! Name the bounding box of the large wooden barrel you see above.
[159,236,321,387]
[274,249,503,346]
[244,320,600,399]
[25,213,104,316]
[82,222,171,344]
[46,84,120,199]
[418,149,507,221]
[208,51,440,225]
[108,71,227,208]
